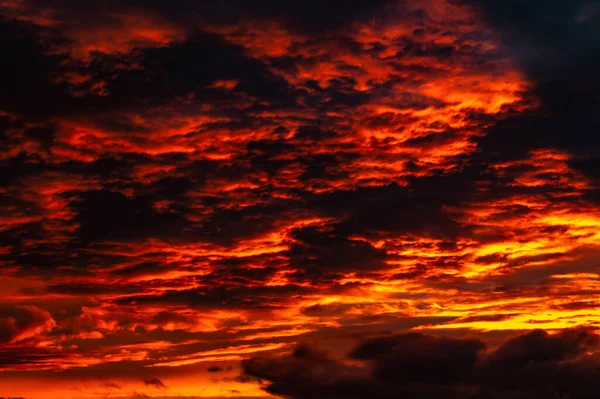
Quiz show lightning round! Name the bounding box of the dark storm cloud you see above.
[294,125,339,142]
[349,333,484,384]
[0,8,294,127]
[300,303,355,317]
[309,183,466,238]
[464,0,600,83]
[465,0,600,176]
[111,262,168,278]
[119,0,393,33]
[191,201,299,245]
[102,33,292,108]
[0,17,70,119]
[243,328,600,399]
[245,136,359,182]
[15,0,393,34]
[242,343,370,399]
[116,283,313,310]
[287,225,387,282]
[23,126,56,150]
[301,77,371,109]
[475,329,600,398]
[67,190,188,244]
[298,153,356,182]
[484,329,597,370]
[0,152,45,187]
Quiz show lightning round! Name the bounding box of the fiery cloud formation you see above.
[0,0,599,398]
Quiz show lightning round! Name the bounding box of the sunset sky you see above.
[1,0,600,398]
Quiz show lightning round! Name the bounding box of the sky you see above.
[1,0,600,398]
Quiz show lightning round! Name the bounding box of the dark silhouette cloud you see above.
[0,305,54,345]
[142,377,166,389]
[244,329,600,399]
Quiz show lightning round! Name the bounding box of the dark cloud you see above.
[23,126,56,149]
[300,303,355,317]
[116,283,312,310]
[294,125,338,142]
[243,343,370,399]
[466,0,600,177]
[0,17,69,119]
[0,305,53,345]
[484,328,597,370]
[287,225,387,282]
[349,333,484,384]
[111,262,168,278]
[103,33,292,108]
[67,189,188,244]
[119,0,392,34]
[310,183,466,238]
[244,328,600,399]
[142,377,166,389]
[465,0,600,83]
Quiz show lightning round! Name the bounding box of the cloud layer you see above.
[244,328,600,398]
[0,0,599,398]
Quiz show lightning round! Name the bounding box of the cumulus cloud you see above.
[243,329,600,399]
